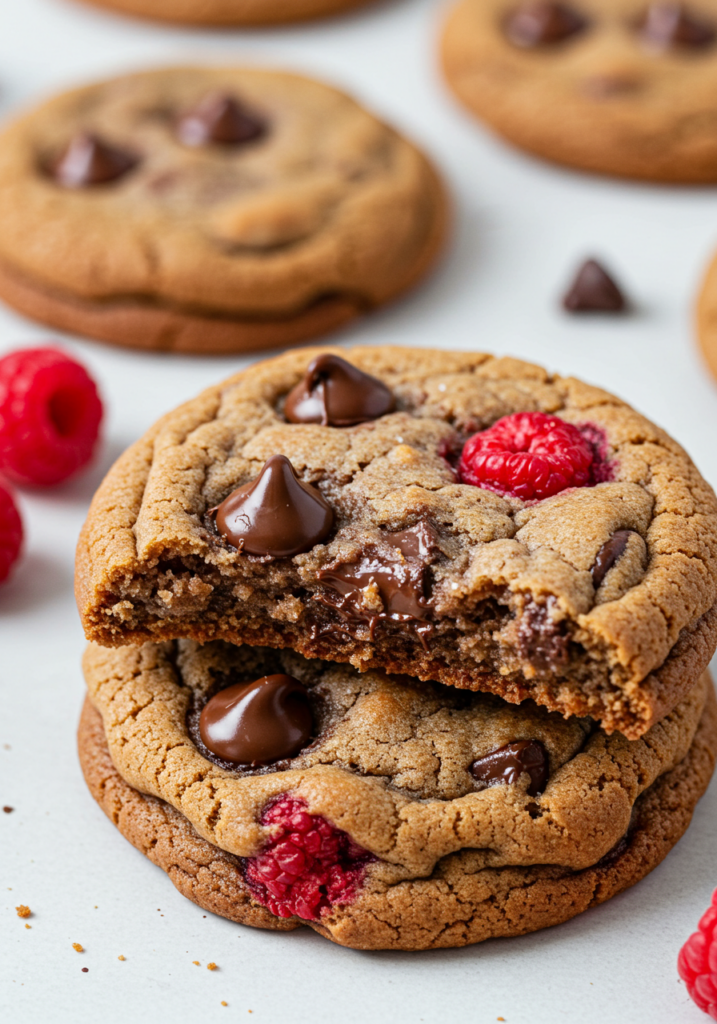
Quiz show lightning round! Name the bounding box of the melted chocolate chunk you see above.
[212,454,333,558]
[563,259,627,313]
[470,740,548,797]
[517,596,570,673]
[505,1,588,47]
[315,520,440,641]
[177,92,266,147]
[638,3,715,49]
[50,133,137,188]
[284,354,396,427]
[199,674,313,766]
[591,529,635,589]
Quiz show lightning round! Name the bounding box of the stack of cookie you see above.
[75,347,717,950]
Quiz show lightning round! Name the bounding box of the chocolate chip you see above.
[284,354,396,427]
[562,259,628,313]
[638,3,715,49]
[212,455,333,558]
[387,520,441,561]
[517,596,570,672]
[177,93,266,147]
[81,967,89,973]
[591,529,635,589]
[199,674,313,766]
[470,740,548,797]
[505,1,588,47]
[50,133,137,188]
[2,806,13,813]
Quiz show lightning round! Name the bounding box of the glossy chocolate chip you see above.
[212,454,333,558]
[563,259,627,313]
[284,354,396,427]
[199,674,313,765]
[638,3,715,49]
[387,520,441,561]
[591,529,635,589]
[517,597,570,673]
[50,133,137,188]
[505,1,588,47]
[177,92,266,147]
[470,740,548,797]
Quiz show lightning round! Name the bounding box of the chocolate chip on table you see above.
[49,133,137,188]
[591,529,635,589]
[3,806,13,813]
[176,92,266,147]
[562,258,628,313]
[199,674,313,765]
[284,354,396,427]
[212,454,333,558]
[505,1,588,47]
[637,2,715,50]
[470,740,548,796]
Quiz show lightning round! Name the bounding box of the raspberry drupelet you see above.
[0,480,22,582]
[679,889,717,1019]
[0,347,103,486]
[244,796,373,921]
[458,411,596,501]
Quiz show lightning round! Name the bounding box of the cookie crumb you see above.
[81,967,88,973]
[15,905,30,918]
[118,955,126,961]
[192,961,200,966]
[207,962,218,971]
[221,1002,228,1007]
[72,943,84,953]
[25,924,31,929]
[3,806,13,813]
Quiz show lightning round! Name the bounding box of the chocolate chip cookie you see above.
[78,639,717,950]
[75,346,717,739]
[0,69,447,354]
[74,0,378,24]
[442,1,717,182]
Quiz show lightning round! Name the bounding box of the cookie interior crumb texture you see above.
[76,347,717,739]
[77,665,717,950]
[0,69,448,355]
[442,0,717,183]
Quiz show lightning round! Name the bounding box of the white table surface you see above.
[3,1,717,1021]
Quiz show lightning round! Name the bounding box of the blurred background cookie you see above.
[70,0,381,26]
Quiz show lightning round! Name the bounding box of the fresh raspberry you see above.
[0,347,103,486]
[678,890,717,1019]
[244,795,374,921]
[458,411,595,501]
[0,480,23,582]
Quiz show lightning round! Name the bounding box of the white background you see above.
[2,0,717,1020]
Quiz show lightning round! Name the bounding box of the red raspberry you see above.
[0,347,103,486]
[678,890,717,1019]
[458,411,595,501]
[244,795,373,921]
[0,480,23,582]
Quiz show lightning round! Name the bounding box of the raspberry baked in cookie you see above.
[75,347,717,739]
[442,1,717,182]
[78,639,717,950]
[73,0,379,25]
[0,69,447,354]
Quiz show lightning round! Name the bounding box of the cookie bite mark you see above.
[504,1,588,47]
[176,92,266,148]
[284,354,395,426]
[211,455,334,557]
[244,795,374,921]
[637,3,716,51]
[49,133,138,188]
[470,739,548,796]
[199,675,313,766]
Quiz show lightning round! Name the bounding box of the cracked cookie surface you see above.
[76,346,717,738]
[442,0,717,182]
[78,646,717,950]
[0,69,447,354]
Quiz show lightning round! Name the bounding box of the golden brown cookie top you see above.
[83,639,711,881]
[0,68,444,316]
[75,347,717,737]
[442,0,717,181]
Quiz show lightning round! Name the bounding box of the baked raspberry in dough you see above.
[78,639,717,950]
[0,69,447,354]
[75,347,717,739]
